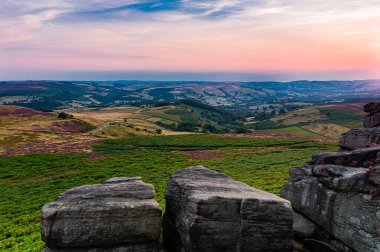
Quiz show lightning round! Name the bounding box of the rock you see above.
[41,177,162,251]
[364,113,380,128]
[304,239,337,252]
[41,243,159,252]
[163,166,293,252]
[310,146,380,167]
[293,212,316,238]
[363,102,380,114]
[281,176,380,252]
[340,128,380,150]
[312,165,373,193]
[330,239,356,252]
[289,166,313,181]
[369,166,380,186]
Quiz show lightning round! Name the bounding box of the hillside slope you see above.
[250,104,364,139]
[2,80,380,110]
[0,106,97,156]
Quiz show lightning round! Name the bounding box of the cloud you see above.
[0,0,253,24]
[0,0,379,80]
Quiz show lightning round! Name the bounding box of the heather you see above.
[0,135,337,251]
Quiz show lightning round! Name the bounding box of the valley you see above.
[0,80,374,251]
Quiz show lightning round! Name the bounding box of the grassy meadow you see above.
[0,134,338,251]
[254,105,363,139]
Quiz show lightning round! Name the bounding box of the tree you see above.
[156,129,162,134]
[58,112,73,119]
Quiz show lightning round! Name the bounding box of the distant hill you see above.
[1,80,380,111]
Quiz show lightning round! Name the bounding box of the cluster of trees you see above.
[57,112,74,119]
[156,121,220,133]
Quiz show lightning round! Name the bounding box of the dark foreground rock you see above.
[369,165,380,186]
[41,177,162,252]
[292,212,316,238]
[281,166,380,252]
[163,166,293,252]
[363,102,380,114]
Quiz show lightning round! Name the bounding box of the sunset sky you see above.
[1,0,380,81]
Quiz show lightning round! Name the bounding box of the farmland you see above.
[0,134,338,251]
[0,87,370,251]
[64,102,237,137]
[252,104,364,139]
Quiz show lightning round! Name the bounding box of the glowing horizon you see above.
[1,0,380,80]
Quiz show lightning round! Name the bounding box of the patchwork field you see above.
[254,104,364,139]
[0,134,338,251]
[301,123,350,139]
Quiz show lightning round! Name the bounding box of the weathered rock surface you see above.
[281,168,380,252]
[41,177,162,251]
[310,145,380,167]
[369,165,380,186]
[364,113,380,128]
[292,212,316,238]
[312,165,374,193]
[163,166,293,252]
[340,127,380,150]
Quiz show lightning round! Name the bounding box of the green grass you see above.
[0,135,338,251]
[259,126,324,137]
[93,134,322,152]
[318,107,362,128]
[250,120,282,130]
[164,107,198,123]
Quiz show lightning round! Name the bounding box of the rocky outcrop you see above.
[163,166,293,252]
[340,102,380,150]
[282,171,380,252]
[282,103,380,252]
[41,177,162,252]
[340,128,380,150]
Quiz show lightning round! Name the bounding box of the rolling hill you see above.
[1,80,380,111]
[251,104,364,139]
[0,106,97,156]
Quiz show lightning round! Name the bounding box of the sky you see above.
[0,0,380,81]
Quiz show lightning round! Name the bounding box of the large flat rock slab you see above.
[163,166,293,252]
[41,177,162,251]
